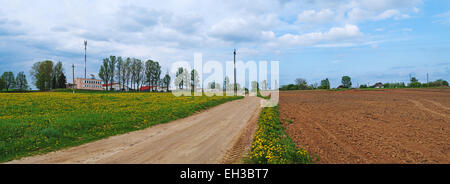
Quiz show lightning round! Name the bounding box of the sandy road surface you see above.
[9,96,262,164]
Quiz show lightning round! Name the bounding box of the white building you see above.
[102,83,130,91]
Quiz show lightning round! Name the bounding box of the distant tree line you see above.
[98,56,171,91]
[0,71,29,92]
[281,75,448,91]
[174,67,257,94]
[384,77,447,88]
[280,77,339,91]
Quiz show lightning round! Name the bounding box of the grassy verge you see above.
[257,90,271,100]
[245,106,313,164]
[0,92,242,162]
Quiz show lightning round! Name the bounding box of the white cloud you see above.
[434,11,450,25]
[208,14,280,43]
[278,24,362,46]
[0,0,425,76]
[297,9,336,23]
[352,0,422,11]
[374,9,401,20]
[348,8,411,22]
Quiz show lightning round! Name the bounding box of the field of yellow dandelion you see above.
[0,92,241,163]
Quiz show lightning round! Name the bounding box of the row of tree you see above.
[372,77,448,88]
[30,60,67,91]
[174,68,258,92]
[280,76,346,90]
[98,56,171,91]
[281,75,448,91]
[0,71,29,92]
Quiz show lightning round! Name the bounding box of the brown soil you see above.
[279,89,450,164]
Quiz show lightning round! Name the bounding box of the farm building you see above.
[139,86,167,92]
[102,83,130,91]
[74,78,103,91]
[373,82,384,88]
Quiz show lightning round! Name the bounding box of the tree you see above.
[51,75,57,89]
[427,79,449,87]
[145,60,154,91]
[57,73,67,88]
[209,81,216,89]
[130,58,137,90]
[30,60,54,91]
[122,57,130,91]
[441,80,449,86]
[261,80,268,90]
[295,78,309,90]
[53,62,63,88]
[116,56,124,91]
[99,59,110,91]
[151,61,161,91]
[175,67,189,90]
[319,78,330,89]
[135,59,144,91]
[108,56,117,91]
[0,75,5,91]
[295,78,307,86]
[223,76,232,92]
[162,73,171,92]
[125,58,131,90]
[190,69,199,93]
[1,72,15,91]
[15,72,28,91]
[408,77,421,88]
[341,76,352,88]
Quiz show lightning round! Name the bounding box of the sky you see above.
[0,0,449,88]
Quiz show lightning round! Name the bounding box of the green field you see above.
[0,92,242,162]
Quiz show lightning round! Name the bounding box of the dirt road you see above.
[280,89,450,164]
[9,96,261,164]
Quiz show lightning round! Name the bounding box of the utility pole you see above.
[234,49,237,96]
[427,73,429,84]
[72,64,75,94]
[84,40,87,79]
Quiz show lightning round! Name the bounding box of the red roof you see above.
[139,86,157,91]
[102,83,119,87]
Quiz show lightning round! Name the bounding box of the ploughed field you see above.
[279,89,450,164]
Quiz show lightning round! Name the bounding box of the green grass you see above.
[257,90,271,100]
[0,92,242,162]
[246,106,313,164]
